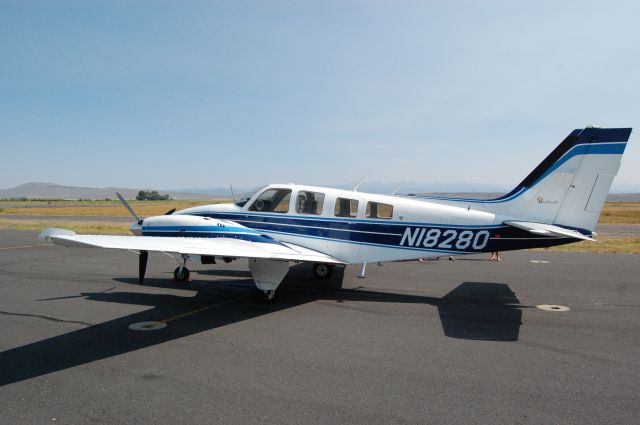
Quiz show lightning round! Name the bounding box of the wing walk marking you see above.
[158,294,251,324]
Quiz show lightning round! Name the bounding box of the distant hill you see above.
[0,182,226,200]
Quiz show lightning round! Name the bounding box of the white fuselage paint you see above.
[174,184,509,263]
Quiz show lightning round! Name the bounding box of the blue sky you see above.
[1,0,638,191]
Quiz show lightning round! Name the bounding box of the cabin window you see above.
[365,201,393,219]
[296,191,325,215]
[334,197,359,217]
[249,188,291,213]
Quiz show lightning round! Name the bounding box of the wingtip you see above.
[39,228,77,241]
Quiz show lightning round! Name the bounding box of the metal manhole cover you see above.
[128,321,167,331]
[536,304,570,312]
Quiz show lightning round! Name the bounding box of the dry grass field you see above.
[598,202,640,224]
[0,200,226,217]
[0,220,130,235]
[543,236,640,254]
[1,200,638,254]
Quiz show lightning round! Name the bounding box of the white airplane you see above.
[41,127,632,302]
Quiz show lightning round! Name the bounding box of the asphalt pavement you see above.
[0,229,639,424]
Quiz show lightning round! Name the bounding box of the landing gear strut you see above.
[173,254,191,283]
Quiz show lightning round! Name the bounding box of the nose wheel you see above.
[173,254,191,283]
[173,266,191,283]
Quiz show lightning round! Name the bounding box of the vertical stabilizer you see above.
[494,127,632,231]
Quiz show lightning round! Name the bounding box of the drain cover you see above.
[536,304,570,312]
[128,321,167,331]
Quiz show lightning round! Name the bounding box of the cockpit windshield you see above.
[234,198,250,207]
[248,188,292,213]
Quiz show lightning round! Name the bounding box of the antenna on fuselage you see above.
[391,181,404,195]
[230,185,236,202]
[352,176,366,192]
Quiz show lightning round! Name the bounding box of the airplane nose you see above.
[130,222,142,236]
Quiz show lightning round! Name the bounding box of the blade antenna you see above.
[352,176,366,192]
[230,184,236,203]
[116,192,142,224]
[391,181,404,195]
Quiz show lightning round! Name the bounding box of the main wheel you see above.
[257,289,279,304]
[173,266,190,283]
[313,263,334,280]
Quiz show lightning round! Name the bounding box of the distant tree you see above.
[136,190,170,201]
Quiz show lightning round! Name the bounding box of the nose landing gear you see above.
[173,266,191,282]
[173,254,191,283]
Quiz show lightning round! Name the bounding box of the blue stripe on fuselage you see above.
[141,225,282,244]
[185,212,581,253]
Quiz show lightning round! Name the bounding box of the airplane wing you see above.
[41,229,345,264]
[503,221,594,241]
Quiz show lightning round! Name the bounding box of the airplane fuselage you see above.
[152,183,581,264]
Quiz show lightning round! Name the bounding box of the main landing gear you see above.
[313,263,335,280]
[257,289,279,304]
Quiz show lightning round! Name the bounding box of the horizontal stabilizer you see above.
[503,221,594,241]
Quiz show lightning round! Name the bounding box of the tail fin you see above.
[489,127,632,231]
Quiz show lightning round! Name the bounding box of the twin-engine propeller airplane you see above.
[41,127,632,302]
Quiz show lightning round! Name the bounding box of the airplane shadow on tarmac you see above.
[0,264,524,387]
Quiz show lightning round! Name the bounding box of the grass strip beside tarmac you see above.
[0,200,228,217]
[0,220,130,235]
[540,237,640,255]
[1,201,638,254]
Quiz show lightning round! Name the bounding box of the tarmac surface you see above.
[1,229,639,424]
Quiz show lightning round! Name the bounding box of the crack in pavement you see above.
[0,310,95,327]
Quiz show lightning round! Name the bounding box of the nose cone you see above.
[130,222,142,236]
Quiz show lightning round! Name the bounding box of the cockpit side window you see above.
[365,201,393,219]
[295,191,325,215]
[334,197,359,217]
[249,188,292,213]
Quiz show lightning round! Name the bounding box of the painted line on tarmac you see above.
[0,243,52,251]
[159,294,251,324]
[128,294,251,332]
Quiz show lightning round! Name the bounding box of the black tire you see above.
[173,266,190,283]
[256,289,279,304]
[313,263,334,280]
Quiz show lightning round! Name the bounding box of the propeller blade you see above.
[116,192,142,224]
[139,250,148,284]
[164,208,176,215]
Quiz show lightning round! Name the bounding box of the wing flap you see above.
[42,229,344,264]
[503,221,594,241]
